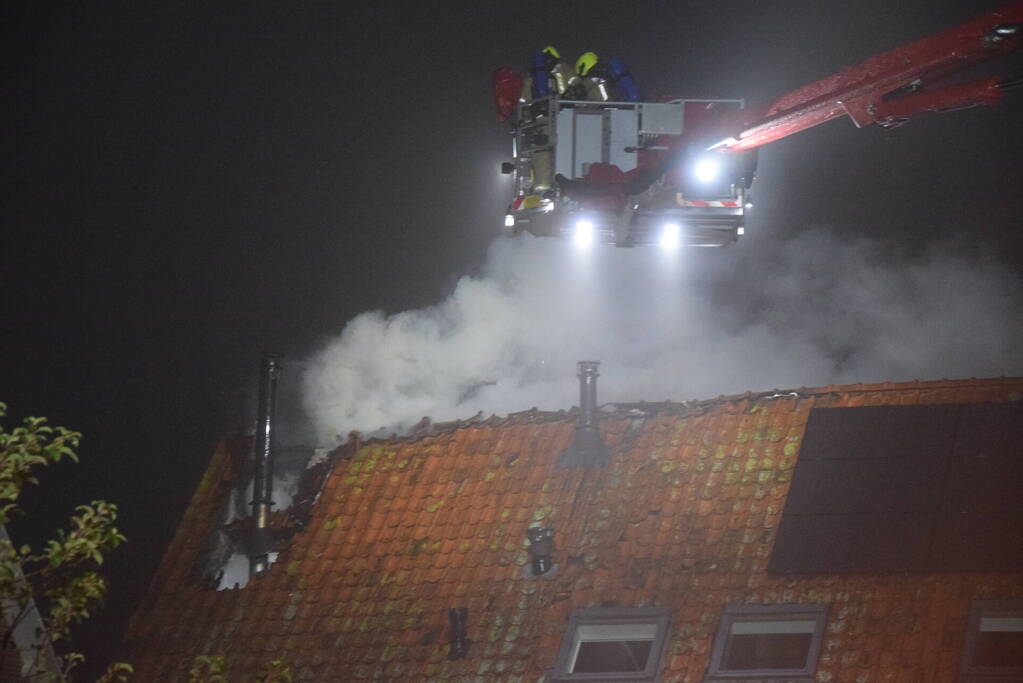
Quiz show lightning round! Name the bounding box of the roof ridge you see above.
[328,376,1023,449]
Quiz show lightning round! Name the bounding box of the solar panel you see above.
[770,402,1023,574]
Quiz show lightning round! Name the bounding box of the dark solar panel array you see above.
[770,403,1023,574]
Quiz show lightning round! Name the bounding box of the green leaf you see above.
[0,402,127,681]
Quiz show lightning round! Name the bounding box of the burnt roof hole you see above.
[559,361,610,468]
[197,445,316,591]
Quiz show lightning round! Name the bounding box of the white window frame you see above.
[552,607,671,682]
[959,599,1023,682]
[706,603,827,681]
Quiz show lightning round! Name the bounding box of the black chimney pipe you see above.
[250,351,282,576]
[558,361,610,468]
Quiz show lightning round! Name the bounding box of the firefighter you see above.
[520,46,571,101]
[572,51,612,101]
[608,56,641,102]
[542,46,575,96]
[519,46,570,192]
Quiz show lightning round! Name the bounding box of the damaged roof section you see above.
[122,377,1023,681]
[188,442,339,591]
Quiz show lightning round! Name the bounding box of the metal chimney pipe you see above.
[250,351,283,576]
[578,361,600,430]
[558,361,610,468]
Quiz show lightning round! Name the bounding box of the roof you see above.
[120,378,1023,681]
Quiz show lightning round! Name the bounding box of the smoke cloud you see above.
[302,230,1023,444]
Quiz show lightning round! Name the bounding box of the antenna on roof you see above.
[559,361,610,468]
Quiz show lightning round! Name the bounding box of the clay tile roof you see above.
[120,377,1023,681]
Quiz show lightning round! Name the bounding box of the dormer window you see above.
[706,604,827,681]
[960,600,1023,681]
[553,607,671,681]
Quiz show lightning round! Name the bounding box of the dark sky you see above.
[4,1,1022,677]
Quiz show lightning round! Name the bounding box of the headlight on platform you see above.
[693,156,720,183]
[573,220,595,247]
[660,223,681,249]
[504,214,515,228]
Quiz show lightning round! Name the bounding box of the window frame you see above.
[552,607,672,682]
[705,603,828,681]
[959,599,1023,682]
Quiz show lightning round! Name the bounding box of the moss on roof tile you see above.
[120,378,1023,682]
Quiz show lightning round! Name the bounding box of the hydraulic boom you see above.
[709,1,1023,152]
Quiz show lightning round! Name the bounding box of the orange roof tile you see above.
[120,378,1023,681]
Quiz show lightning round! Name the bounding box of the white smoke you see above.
[302,230,1023,443]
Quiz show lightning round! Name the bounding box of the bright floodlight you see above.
[693,157,720,183]
[504,214,515,228]
[573,219,595,247]
[660,222,681,248]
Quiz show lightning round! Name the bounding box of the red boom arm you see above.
[711,1,1023,152]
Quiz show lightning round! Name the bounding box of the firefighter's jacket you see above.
[522,61,576,102]
[549,61,574,95]
[583,76,611,102]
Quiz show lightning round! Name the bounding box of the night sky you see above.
[5,1,1022,677]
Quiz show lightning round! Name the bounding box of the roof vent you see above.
[447,608,470,659]
[527,526,555,575]
[250,351,282,577]
[559,361,610,468]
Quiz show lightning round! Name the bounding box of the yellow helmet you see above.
[576,51,598,76]
[541,45,561,60]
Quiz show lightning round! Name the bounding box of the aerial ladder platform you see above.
[498,2,1023,248]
